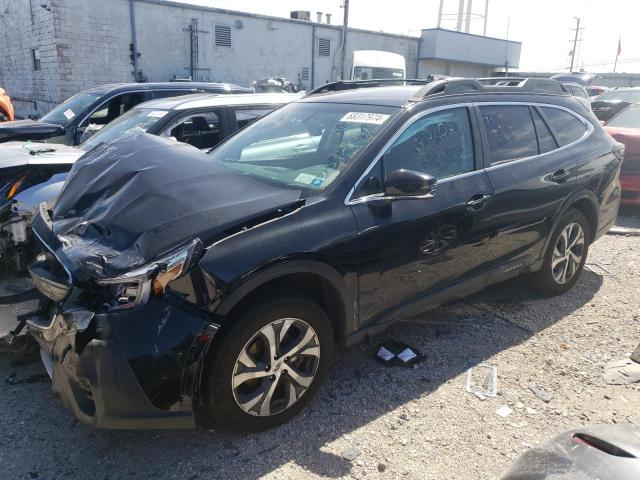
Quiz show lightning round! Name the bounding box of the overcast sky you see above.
[173,0,640,73]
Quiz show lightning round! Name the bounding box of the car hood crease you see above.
[46,133,302,279]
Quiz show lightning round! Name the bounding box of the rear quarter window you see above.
[540,107,588,146]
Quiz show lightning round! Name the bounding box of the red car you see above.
[604,103,640,206]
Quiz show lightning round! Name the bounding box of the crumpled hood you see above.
[0,141,82,168]
[47,133,302,279]
[0,120,64,142]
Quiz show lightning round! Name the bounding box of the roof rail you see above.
[308,78,432,95]
[410,77,568,101]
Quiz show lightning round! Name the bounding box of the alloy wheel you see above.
[551,222,585,285]
[231,317,321,417]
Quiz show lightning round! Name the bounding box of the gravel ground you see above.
[1,208,639,480]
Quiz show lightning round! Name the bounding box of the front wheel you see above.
[204,295,334,431]
[529,208,590,296]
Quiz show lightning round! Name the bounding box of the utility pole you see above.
[340,0,349,80]
[569,17,581,73]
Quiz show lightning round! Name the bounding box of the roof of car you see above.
[137,92,304,111]
[300,86,424,107]
[82,82,251,95]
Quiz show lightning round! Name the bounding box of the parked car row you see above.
[0,77,625,432]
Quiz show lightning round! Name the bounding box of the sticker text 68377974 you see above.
[340,112,390,125]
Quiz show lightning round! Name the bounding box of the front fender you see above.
[213,258,354,319]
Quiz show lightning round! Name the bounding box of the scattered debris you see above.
[495,406,513,418]
[528,383,554,403]
[465,363,498,398]
[603,359,640,385]
[607,225,640,236]
[525,407,538,415]
[584,262,613,276]
[341,447,362,462]
[4,372,50,385]
[375,341,426,367]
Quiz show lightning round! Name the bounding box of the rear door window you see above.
[540,107,588,146]
[479,105,538,164]
[164,112,221,150]
[235,107,277,130]
[531,108,558,154]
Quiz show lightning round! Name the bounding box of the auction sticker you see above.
[63,109,75,120]
[340,112,390,124]
[294,172,323,186]
[147,110,168,118]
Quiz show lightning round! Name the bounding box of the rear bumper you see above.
[30,301,219,429]
[621,175,640,206]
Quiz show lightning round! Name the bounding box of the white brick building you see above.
[0,0,521,119]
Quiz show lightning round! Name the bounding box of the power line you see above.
[534,57,640,72]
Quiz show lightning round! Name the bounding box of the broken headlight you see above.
[97,238,203,309]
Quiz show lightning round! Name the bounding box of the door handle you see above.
[550,169,571,183]
[466,194,492,210]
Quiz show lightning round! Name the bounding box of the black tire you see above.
[204,295,334,431]
[529,208,590,296]
[0,111,8,122]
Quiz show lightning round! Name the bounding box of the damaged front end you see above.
[25,134,303,429]
[27,207,219,428]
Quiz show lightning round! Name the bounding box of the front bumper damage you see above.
[28,299,219,429]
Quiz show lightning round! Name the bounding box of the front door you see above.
[349,106,495,325]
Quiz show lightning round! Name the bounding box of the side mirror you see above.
[384,169,437,198]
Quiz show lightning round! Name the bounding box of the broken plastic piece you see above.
[603,359,640,385]
[496,405,513,418]
[529,383,554,403]
[465,363,498,398]
[397,348,417,363]
[374,341,425,367]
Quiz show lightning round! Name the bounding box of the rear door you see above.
[350,105,495,324]
[478,102,590,269]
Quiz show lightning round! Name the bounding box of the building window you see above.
[215,24,232,48]
[32,48,41,71]
[301,67,310,81]
[317,37,331,56]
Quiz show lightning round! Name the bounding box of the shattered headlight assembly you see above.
[97,238,203,309]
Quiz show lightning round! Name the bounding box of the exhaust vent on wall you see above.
[290,10,311,21]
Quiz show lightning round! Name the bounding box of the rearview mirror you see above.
[384,169,437,198]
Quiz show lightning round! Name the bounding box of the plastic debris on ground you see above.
[465,363,498,398]
[495,405,513,418]
[607,225,640,236]
[603,359,640,385]
[375,341,426,367]
[528,383,554,403]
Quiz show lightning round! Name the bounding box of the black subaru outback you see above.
[27,78,622,431]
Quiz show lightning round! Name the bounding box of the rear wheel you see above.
[204,295,334,431]
[0,111,8,122]
[530,208,590,296]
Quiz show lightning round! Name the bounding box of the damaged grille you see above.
[28,254,70,302]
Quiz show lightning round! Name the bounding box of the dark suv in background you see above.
[27,78,621,431]
[0,82,251,145]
